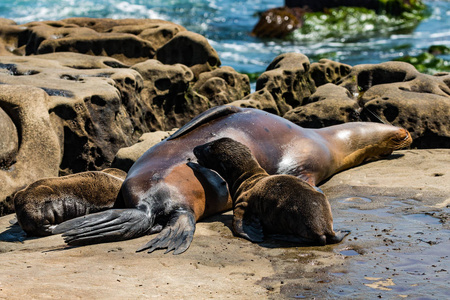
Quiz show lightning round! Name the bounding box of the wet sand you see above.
[1,149,449,299]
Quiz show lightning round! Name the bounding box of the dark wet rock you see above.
[251,7,307,38]
[0,85,61,215]
[253,1,427,39]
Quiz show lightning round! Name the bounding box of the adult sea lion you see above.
[14,168,126,236]
[52,105,412,254]
[191,137,350,245]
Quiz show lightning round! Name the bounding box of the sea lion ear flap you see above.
[232,203,264,243]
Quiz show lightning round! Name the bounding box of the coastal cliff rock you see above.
[0,18,249,210]
[283,60,450,148]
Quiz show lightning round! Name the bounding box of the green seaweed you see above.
[394,46,450,74]
[291,4,429,41]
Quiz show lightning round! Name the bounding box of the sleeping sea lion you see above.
[14,168,126,236]
[51,105,411,254]
[190,137,349,245]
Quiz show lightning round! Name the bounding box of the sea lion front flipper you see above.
[232,204,264,243]
[136,207,196,255]
[52,208,153,245]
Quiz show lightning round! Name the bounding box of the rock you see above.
[193,66,251,106]
[156,31,221,78]
[0,18,186,65]
[111,129,178,172]
[244,53,316,115]
[0,85,61,215]
[251,7,306,38]
[284,83,360,127]
[0,17,250,212]
[284,60,450,148]
[0,107,18,167]
[310,58,352,87]
[0,54,147,175]
[253,1,427,39]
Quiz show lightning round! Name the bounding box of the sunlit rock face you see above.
[0,18,250,212]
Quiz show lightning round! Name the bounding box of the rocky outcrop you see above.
[282,59,450,148]
[243,53,316,115]
[0,18,250,211]
[0,85,61,215]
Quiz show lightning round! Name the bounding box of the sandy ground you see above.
[0,149,449,299]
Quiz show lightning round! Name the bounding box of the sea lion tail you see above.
[52,208,153,245]
[136,207,195,255]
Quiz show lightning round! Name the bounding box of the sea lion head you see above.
[249,176,348,245]
[363,125,412,161]
[193,137,263,184]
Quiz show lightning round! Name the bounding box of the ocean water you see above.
[1,0,449,75]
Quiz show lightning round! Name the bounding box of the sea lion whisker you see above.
[365,107,389,125]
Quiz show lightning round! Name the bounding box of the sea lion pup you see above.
[14,168,126,236]
[190,137,349,245]
[51,106,411,254]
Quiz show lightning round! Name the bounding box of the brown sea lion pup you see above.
[14,168,126,236]
[51,106,411,254]
[190,137,349,245]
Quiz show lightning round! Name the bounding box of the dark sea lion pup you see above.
[190,137,349,246]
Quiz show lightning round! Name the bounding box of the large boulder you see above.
[0,85,61,215]
[244,53,316,115]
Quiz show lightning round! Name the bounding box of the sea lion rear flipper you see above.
[327,230,351,244]
[167,105,242,140]
[52,208,153,245]
[136,207,195,255]
[233,205,264,243]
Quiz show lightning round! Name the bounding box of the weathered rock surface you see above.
[0,18,250,210]
[111,129,178,172]
[285,60,450,148]
[244,52,316,115]
[241,53,449,149]
[0,85,61,215]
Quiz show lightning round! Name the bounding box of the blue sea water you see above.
[0,0,449,75]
